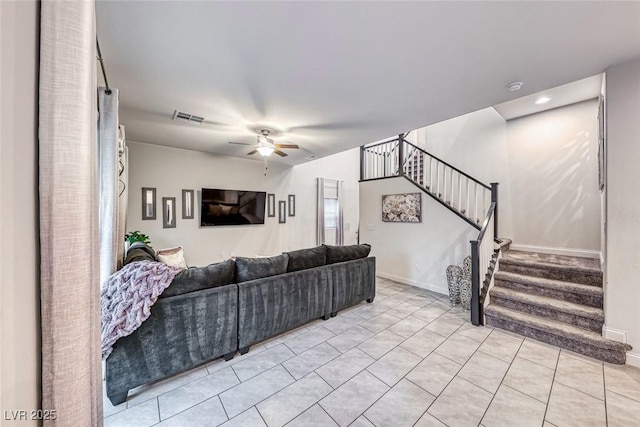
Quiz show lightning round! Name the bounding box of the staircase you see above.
[361,135,494,229]
[360,134,500,326]
[485,250,632,364]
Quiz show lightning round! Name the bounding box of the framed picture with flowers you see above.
[382,193,422,222]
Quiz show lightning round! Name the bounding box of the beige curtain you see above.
[39,1,103,425]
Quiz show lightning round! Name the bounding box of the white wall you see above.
[0,1,41,423]
[360,177,477,294]
[408,103,601,253]
[506,100,601,253]
[603,57,640,367]
[407,107,513,239]
[287,148,360,248]
[126,142,359,266]
[361,102,601,294]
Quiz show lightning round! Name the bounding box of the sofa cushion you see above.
[161,259,235,297]
[284,246,327,272]
[324,243,371,264]
[235,254,289,282]
[124,243,156,265]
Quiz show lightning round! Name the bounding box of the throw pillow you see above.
[161,259,235,297]
[324,243,371,264]
[235,254,289,282]
[157,246,187,269]
[284,246,327,272]
[123,243,156,265]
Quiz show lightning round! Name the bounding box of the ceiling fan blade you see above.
[247,149,258,155]
[276,144,299,149]
[228,141,251,146]
[273,149,288,157]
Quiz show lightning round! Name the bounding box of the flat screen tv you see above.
[200,188,266,226]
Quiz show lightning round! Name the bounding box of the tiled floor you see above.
[103,277,640,427]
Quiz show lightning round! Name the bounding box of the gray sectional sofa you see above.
[105,243,375,405]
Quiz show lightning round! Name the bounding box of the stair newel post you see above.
[471,240,481,326]
[359,145,365,181]
[491,182,499,240]
[397,134,404,177]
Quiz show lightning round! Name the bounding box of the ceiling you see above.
[96,1,640,165]
[494,74,603,121]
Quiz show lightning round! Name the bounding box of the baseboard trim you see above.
[602,326,638,367]
[376,272,448,296]
[603,326,628,343]
[626,352,640,368]
[509,244,601,259]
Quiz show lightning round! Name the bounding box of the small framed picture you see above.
[182,189,194,219]
[142,187,156,220]
[162,197,176,228]
[278,201,287,224]
[267,193,276,217]
[288,194,296,217]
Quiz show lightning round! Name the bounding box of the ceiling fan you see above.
[229,129,299,157]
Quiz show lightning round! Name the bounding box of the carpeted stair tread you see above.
[502,250,600,270]
[490,287,603,321]
[499,251,602,287]
[500,254,601,275]
[485,305,631,353]
[494,271,603,298]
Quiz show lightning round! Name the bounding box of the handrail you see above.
[476,202,496,242]
[471,199,498,326]
[402,140,491,191]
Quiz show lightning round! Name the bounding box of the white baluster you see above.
[450,169,454,205]
[429,157,433,191]
[365,150,369,179]
[483,189,488,219]
[465,178,469,216]
[458,174,462,211]
[443,166,448,201]
[474,182,479,224]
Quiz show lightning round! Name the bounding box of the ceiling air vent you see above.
[172,110,205,125]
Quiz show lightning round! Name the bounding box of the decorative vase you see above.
[459,278,472,310]
[445,265,462,305]
[463,255,472,281]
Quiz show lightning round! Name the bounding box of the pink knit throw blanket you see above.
[101,261,183,359]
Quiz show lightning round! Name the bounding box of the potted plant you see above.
[124,231,151,252]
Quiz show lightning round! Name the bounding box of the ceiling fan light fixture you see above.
[256,145,275,156]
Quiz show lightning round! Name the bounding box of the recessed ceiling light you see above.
[506,81,523,92]
[535,96,551,104]
[304,155,317,160]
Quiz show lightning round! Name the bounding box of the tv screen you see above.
[200,188,266,226]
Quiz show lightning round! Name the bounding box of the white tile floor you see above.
[103,277,640,427]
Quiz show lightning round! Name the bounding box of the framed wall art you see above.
[278,201,287,224]
[382,193,422,223]
[288,194,296,217]
[142,187,156,220]
[267,193,276,217]
[162,197,176,228]
[182,189,194,219]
